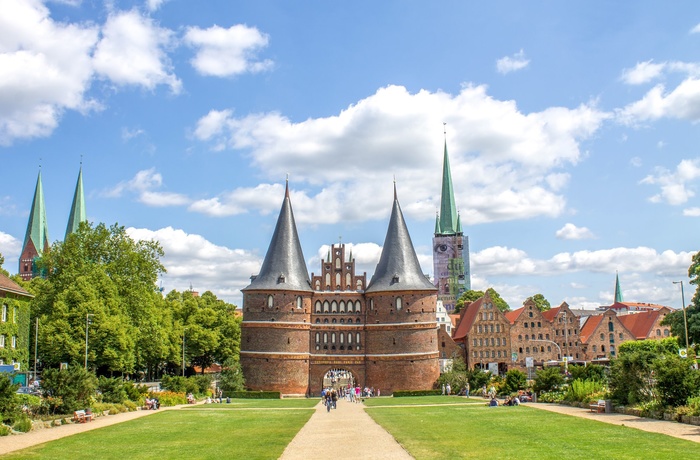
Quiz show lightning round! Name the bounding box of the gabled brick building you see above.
[618,307,672,341]
[542,302,582,361]
[240,182,440,395]
[506,299,559,368]
[580,308,636,360]
[452,290,512,373]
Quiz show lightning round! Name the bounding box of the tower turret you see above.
[19,171,50,281]
[65,166,86,239]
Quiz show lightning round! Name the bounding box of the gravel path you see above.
[0,405,183,456]
[528,403,700,443]
[279,399,413,460]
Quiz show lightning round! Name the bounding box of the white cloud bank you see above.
[555,223,595,240]
[641,158,700,206]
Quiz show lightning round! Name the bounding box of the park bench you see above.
[73,409,93,423]
[589,400,606,413]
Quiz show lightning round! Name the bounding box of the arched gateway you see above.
[240,182,440,396]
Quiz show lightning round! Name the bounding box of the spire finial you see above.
[443,122,447,138]
[285,175,290,198]
[80,154,83,167]
[393,176,397,200]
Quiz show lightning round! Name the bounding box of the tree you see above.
[652,355,700,408]
[218,357,246,393]
[527,294,551,312]
[502,369,527,394]
[454,288,510,313]
[662,250,700,346]
[0,252,8,277]
[533,366,565,394]
[41,366,97,414]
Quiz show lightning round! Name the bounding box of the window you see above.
[332,333,336,344]
[524,322,528,328]
[346,273,351,287]
[489,312,494,320]
[600,333,604,340]
[323,301,330,313]
[348,333,353,344]
[1,305,6,322]
[592,345,597,352]
[315,333,320,343]
[490,324,494,333]
[267,295,273,308]
[356,333,361,344]
[496,324,500,333]
[0,335,4,348]
[528,311,533,318]
[323,333,328,343]
[339,301,345,313]
[526,347,530,353]
[479,338,483,346]
[518,335,522,340]
[396,297,402,310]
[473,339,477,347]
[664,329,670,337]
[13,307,17,324]
[491,351,495,358]
[619,333,623,339]
[336,273,341,287]
[608,321,614,332]
[325,273,331,286]
[11,336,15,348]
[296,296,302,309]
[315,301,322,313]
[331,301,338,313]
[601,345,606,352]
[656,329,661,337]
[356,301,362,313]
[530,322,535,328]
[537,322,541,328]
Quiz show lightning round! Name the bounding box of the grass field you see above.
[363,395,481,407]
[4,400,316,460]
[365,402,700,459]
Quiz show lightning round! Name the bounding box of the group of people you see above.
[489,395,521,406]
[144,397,160,410]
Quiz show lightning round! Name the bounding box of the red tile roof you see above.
[504,306,525,324]
[541,306,561,322]
[452,297,484,341]
[618,308,670,340]
[0,273,32,298]
[579,314,603,343]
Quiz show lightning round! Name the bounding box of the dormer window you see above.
[392,274,400,284]
[277,274,286,284]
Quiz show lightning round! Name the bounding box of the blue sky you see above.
[1,0,699,310]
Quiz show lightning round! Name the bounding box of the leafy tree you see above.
[41,366,97,414]
[652,355,700,408]
[97,376,128,404]
[0,252,8,277]
[454,288,510,313]
[526,294,551,312]
[662,251,700,346]
[567,364,607,383]
[608,348,657,406]
[533,366,565,394]
[502,369,527,394]
[218,357,246,393]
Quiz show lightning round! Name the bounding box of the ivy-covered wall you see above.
[0,296,31,371]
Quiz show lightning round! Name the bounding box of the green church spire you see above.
[65,166,86,239]
[456,212,462,233]
[614,272,623,303]
[22,171,50,257]
[437,140,458,235]
[434,212,441,234]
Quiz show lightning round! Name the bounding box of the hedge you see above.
[228,391,281,399]
[393,390,442,397]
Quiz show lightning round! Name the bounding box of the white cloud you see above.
[145,0,169,12]
[555,223,594,240]
[121,127,145,141]
[620,60,666,85]
[473,245,692,277]
[496,49,530,75]
[188,183,282,217]
[691,23,700,34]
[683,207,700,216]
[618,78,700,124]
[641,158,700,205]
[104,168,190,207]
[93,10,181,93]
[630,156,642,167]
[0,231,22,268]
[0,0,99,145]
[126,226,262,305]
[192,84,608,224]
[184,24,273,77]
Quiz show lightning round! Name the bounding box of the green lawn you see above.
[4,400,316,460]
[181,398,320,409]
[363,395,481,407]
[366,404,700,459]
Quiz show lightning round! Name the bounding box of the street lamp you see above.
[672,281,690,353]
[33,317,39,382]
[531,339,567,373]
[84,313,94,370]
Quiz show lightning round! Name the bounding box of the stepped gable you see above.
[65,166,87,238]
[366,185,436,293]
[243,181,312,293]
[504,306,525,323]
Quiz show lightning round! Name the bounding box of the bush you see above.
[0,425,10,436]
[41,367,97,414]
[533,367,565,394]
[537,391,565,403]
[124,383,149,403]
[565,379,606,403]
[652,355,700,408]
[97,376,128,404]
[0,374,20,424]
[393,390,442,397]
[15,394,42,417]
[12,416,32,433]
[229,391,280,399]
[151,391,186,406]
[502,369,527,395]
[567,364,607,383]
[687,396,700,416]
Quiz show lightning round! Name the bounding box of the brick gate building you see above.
[240,182,440,395]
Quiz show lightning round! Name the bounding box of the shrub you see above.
[41,367,97,414]
[567,364,607,383]
[537,391,565,403]
[533,367,565,394]
[0,374,20,424]
[685,396,700,416]
[12,416,32,433]
[97,376,128,404]
[0,425,10,436]
[15,394,41,417]
[151,391,186,406]
[502,369,527,395]
[565,379,606,403]
[124,383,149,403]
[123,400,137,411]
[160,375,187,393]
[652,355,700,408]
[393,390,442,397]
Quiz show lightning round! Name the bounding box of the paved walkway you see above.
[529,403,700,443]
[279,400,413,460]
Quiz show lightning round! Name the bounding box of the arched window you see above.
[664,329,670,337]
[489,312,494,320]
[335,273,341,287]
[315,280,321,290]
[356,280,363,290]
[296,296,302,309]
[354,300,360,313]
[518,335,522,340]
[519,347,523,353]
[323,333,328,343]
[323,318,329,323]
[332,318,337,324]
[608,321,614,332]
[601,345,606,352]
[315,318,320,324]
[315,301,322,313]
[335,257,341,269]
[348,333,353,344]
[340,333,344,344]
[315,332,320,343]
[537,322,541,328]
[267,295,273,308]
[331,301,338,313]
[369,299,374,310]
[656,329,661,336]
[323,301,330,313]
[346,273,351,287]
[325,273,331,287]
[340,318,345,324]
[530,322,535,328]
[339,301,345,313]
[396,297,402,310]
[356,332,361,344]
[332,333,336,343]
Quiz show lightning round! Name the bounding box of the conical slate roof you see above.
[22,171,50,256]
[243,182,312,292]
[65,167,86,239]
[366,185,437,293]
[437,140,459,235]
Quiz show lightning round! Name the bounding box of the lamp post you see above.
[84,313,94,370]
[531,339,567,373]
[33,317,39,383]
[672,281,690,353]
